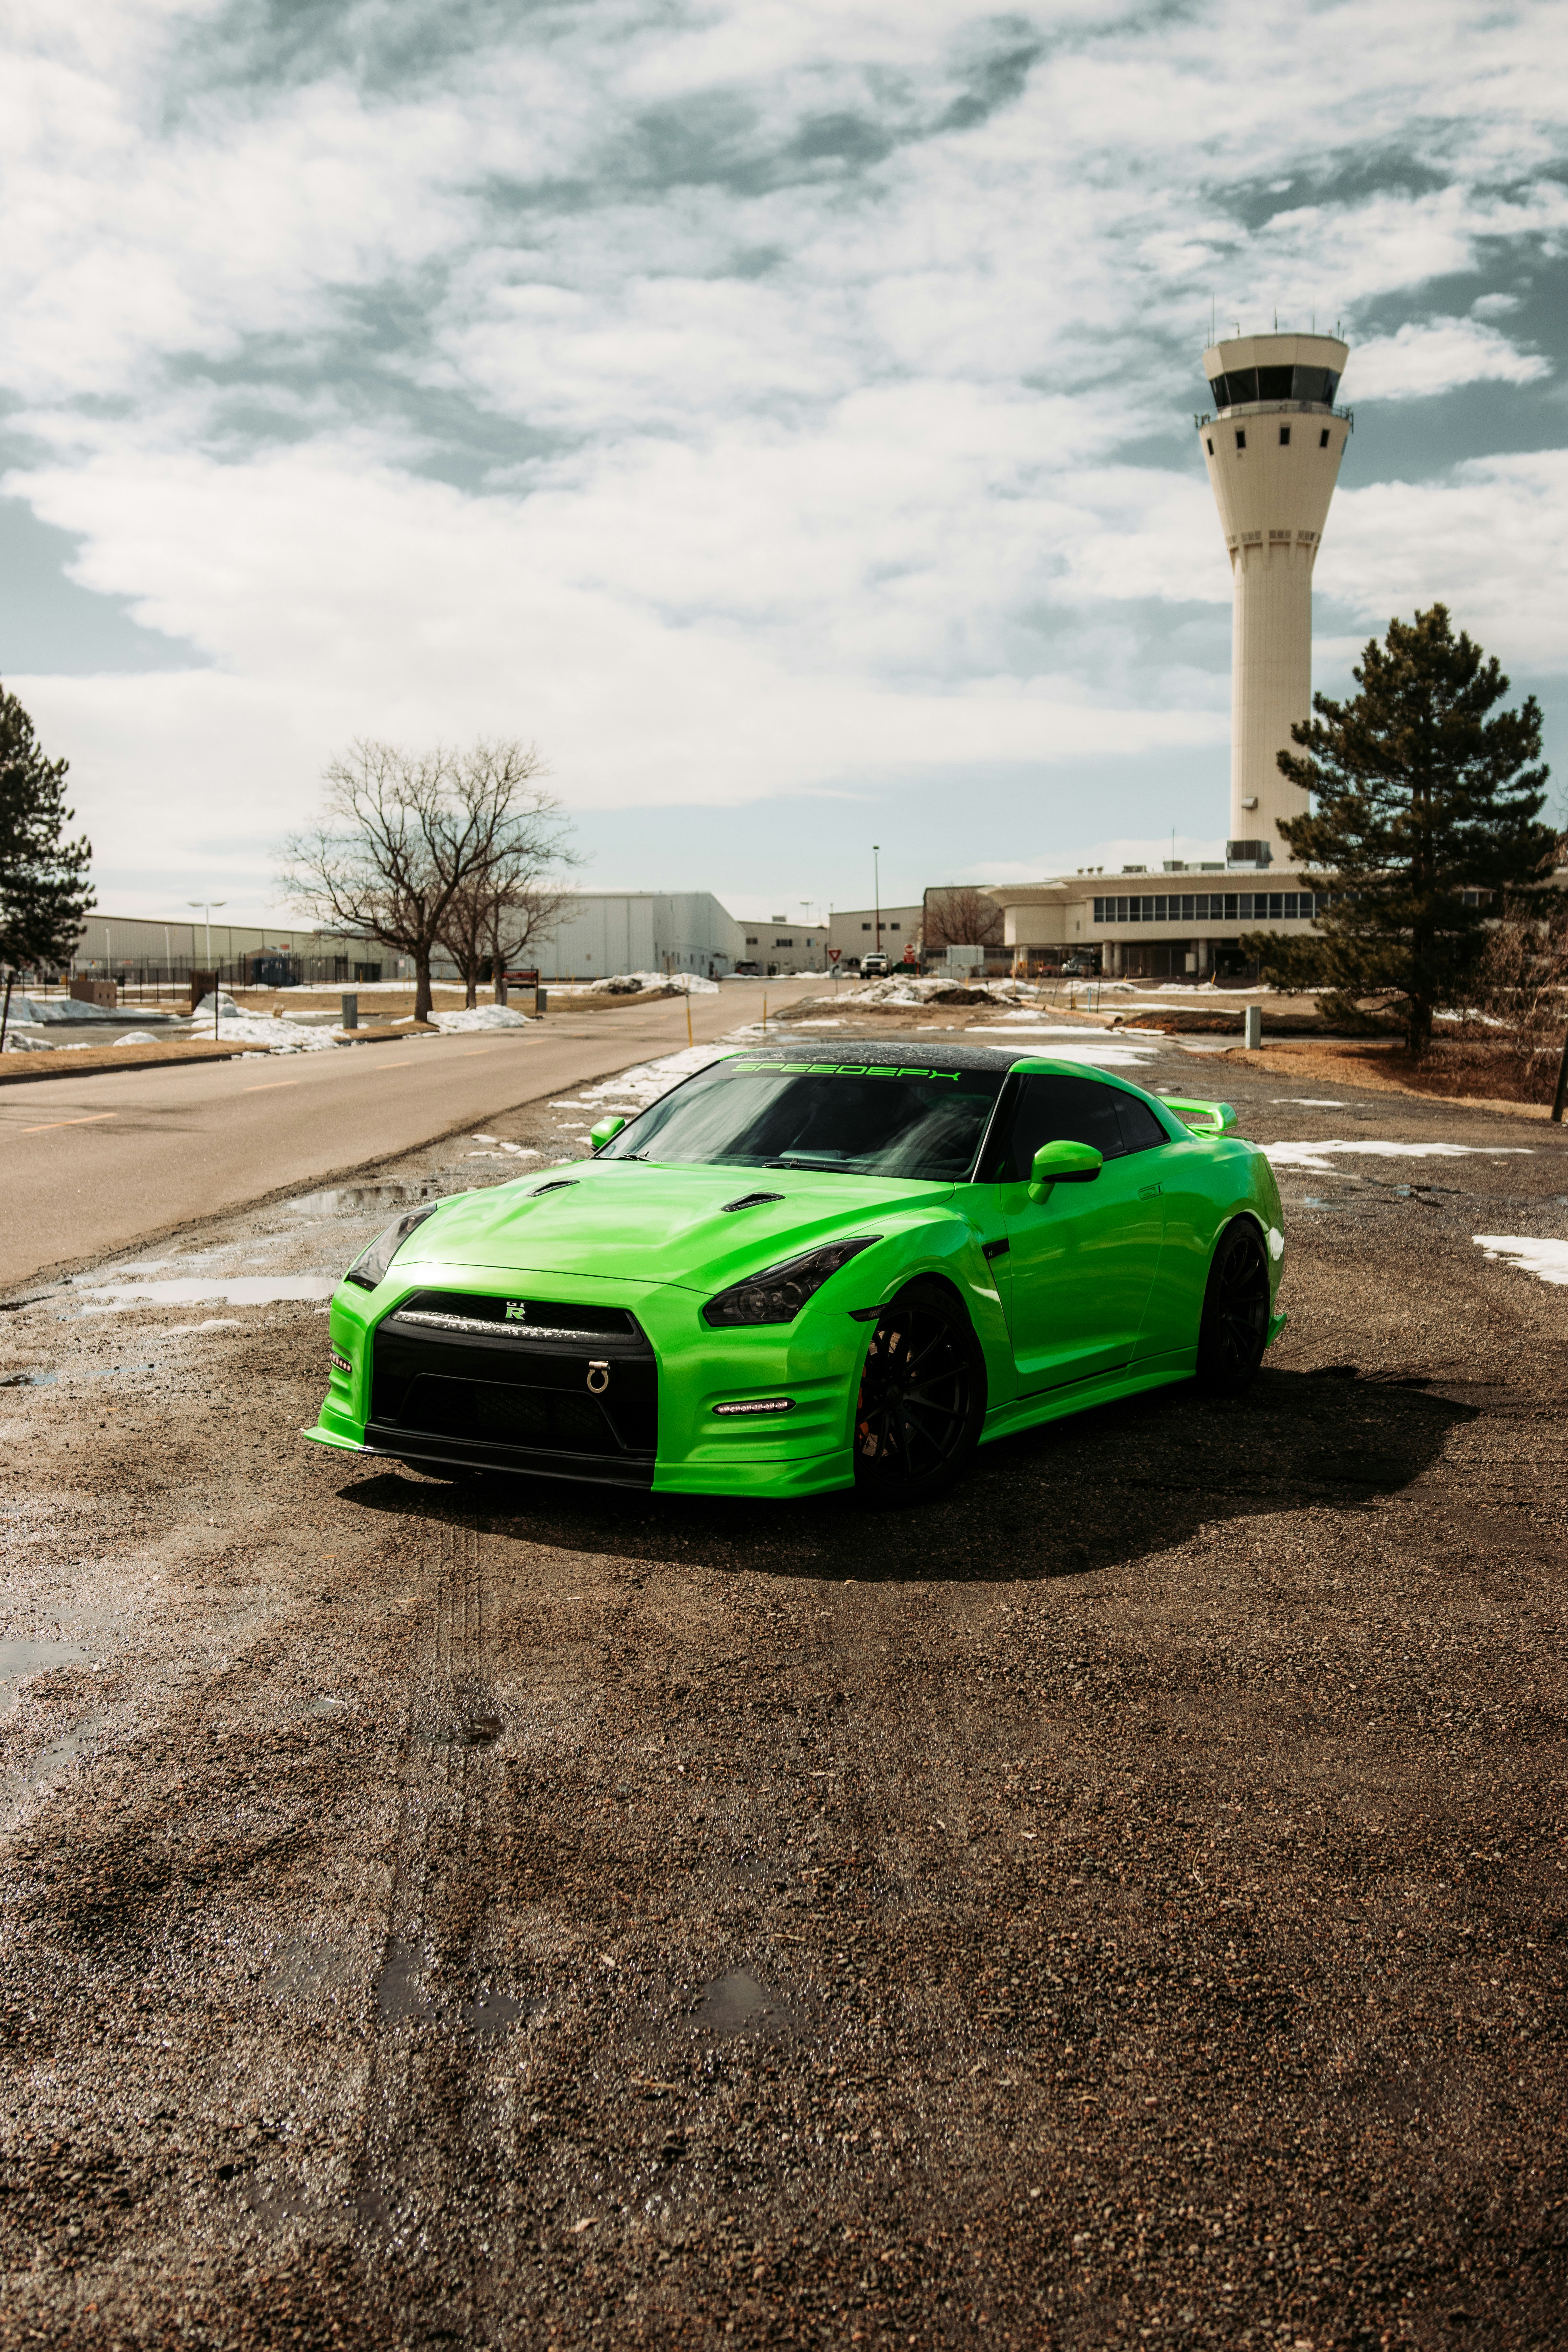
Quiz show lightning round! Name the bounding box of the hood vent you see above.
[530,1180,580,1198]
[721,1192,786,1214]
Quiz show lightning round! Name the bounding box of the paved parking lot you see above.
[1,1024,1564,2350]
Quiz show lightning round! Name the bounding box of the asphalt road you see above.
[1,1016,1565,2349]
[0,982,817,1288]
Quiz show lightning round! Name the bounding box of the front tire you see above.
[853,1282,985,1506]
[1196,1219,1271,1393]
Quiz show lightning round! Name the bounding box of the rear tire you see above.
[853,1282,985,1507]
[1196,1219,1271,1393]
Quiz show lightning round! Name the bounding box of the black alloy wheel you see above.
[1196,1219,1271,1393]
[854,1282,985,1505]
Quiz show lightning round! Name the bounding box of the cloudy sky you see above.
[3,0,1565,925]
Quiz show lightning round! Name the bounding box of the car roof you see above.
[730,1038,1019,1073]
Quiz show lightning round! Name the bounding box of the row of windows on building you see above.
[741,921,903,945]
[1207,363,1341,409]
[1092,888,1494,926]
[1206,425,1333,453]
[1093,891,1325,925]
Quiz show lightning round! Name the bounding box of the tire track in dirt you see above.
[354,1518,519,2340]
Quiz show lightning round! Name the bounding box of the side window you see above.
[1114,1093,1170,1156]
[999,1075,1128,1180]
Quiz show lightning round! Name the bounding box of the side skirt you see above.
[978,1349,1197,1446]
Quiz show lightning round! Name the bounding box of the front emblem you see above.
[504,1300,529,1321]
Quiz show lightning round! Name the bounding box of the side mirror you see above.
[1028,1138,1103,1200]
[589,1116,627,1153]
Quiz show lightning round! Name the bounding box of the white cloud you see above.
[1348,317,1550,401]
[0,0,1564,911]
[1322,452,1568,671]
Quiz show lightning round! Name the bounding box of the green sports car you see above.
[304,1041,1286,1505]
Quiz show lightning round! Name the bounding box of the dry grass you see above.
[1228,1033,1561,1118]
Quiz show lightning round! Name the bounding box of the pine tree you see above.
[1242,605,1553,1055]
[0,682,95,975]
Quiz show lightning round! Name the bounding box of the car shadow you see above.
[338,1366,1478,1587]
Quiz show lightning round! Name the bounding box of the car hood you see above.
[394,1160,956,1290]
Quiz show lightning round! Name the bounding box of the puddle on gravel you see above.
[450,1714,503,1749]
[375,1941,427,2022]
[72,1276,339,1310]
[373,1942,529,2037]
[0,1370,55,1388]
[0,1638,89,1680]
[289,1181,453,1217]
[462,1988,525,2038]
[418,1712,505,1749]
[0,1639,89,1716]
[690,1968,774,2036]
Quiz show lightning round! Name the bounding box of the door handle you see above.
[1139,1182,1162,1199]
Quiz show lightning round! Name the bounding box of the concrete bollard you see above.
[1243,1004,1262,1051]
[341,992,359,1030]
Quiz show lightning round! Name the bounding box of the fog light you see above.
[712,1398,795,1417]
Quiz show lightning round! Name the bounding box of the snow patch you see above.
[431,1004,536,1032]
[190,998,344,1052]
[1263,1140,1533,1174]
[113,1030,162,1047]
[566,1043,728,1119]
[1472,1236,1568,1286]
[11,994,128,1025]
[559,971,720,996]
[965,1025,1162,1067]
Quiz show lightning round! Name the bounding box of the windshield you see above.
[598,1058,1006,1181]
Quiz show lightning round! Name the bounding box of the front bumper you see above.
[304,1266,872,1498]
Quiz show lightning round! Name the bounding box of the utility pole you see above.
[873,845,881,951]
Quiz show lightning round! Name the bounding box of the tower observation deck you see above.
[1198,331,1351,862]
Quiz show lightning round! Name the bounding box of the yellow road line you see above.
[15,1112,119,1136]
[243,1080,300,1093]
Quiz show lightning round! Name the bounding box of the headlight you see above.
[703,1237,879,1327]
[344,1204,441,1292]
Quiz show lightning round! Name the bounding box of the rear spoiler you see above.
[1161,1097,1237,1137]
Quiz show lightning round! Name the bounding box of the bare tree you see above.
[279,738,562,1024]
[1471,883,1568,1094]
[922,885,1005,958]
[435,750,579,1006]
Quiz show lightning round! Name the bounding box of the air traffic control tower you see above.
[1198,331,1350,864]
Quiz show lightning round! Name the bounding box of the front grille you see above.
[396,1289,641,1339]
[368,1296,656,1488]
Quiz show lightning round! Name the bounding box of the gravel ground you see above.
[1,1023,1565,2351]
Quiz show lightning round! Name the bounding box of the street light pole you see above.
[187,900,226,1036]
